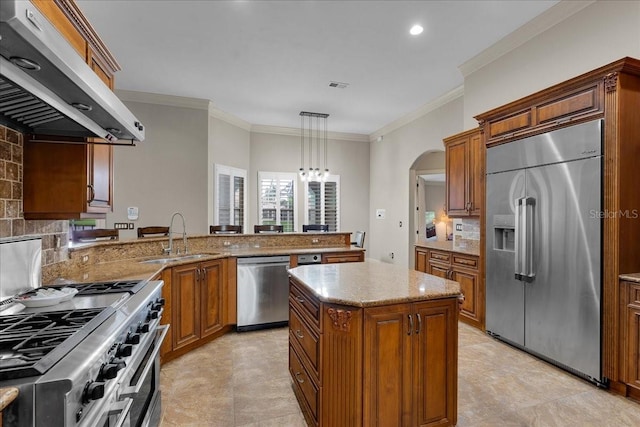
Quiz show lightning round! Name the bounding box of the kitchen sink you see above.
[140,254,210,264]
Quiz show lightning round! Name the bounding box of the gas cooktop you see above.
[0,307,114,380]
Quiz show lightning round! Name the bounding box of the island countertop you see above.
[288,260,461,307]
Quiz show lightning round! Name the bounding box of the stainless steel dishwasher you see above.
[236,255,291,331]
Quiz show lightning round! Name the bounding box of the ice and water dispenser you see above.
[492,215,515,252]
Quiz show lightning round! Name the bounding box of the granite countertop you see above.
[415,240,480,257]
[48,247,364,285]
[620,273,640,283]
[288,260,461,308]
[0,387,18,412]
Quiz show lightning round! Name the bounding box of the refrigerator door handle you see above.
[514,197,523,280]
[522,197,536,282]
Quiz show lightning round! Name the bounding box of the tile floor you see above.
[159,323,640,426]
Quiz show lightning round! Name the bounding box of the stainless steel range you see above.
[1,246,167,427]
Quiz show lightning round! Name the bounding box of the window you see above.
[214,165,246,229]
[258,172,297,232]
[305,175,340,231]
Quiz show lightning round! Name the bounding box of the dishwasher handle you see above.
[237,256,290,265]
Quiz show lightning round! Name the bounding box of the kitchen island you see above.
[288,261,461,427]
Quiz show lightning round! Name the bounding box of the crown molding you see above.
[369,85,464,142]
[115,89,210,110]
[115,90,252,130]
[459,0,596,78]
[251,124,369,142]
[209,106,252,131]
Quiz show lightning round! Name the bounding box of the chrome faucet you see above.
[163,212,188,255]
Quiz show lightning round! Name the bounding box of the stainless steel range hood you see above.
[0,0,144,143]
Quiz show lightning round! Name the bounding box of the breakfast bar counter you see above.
[287,261,461,427]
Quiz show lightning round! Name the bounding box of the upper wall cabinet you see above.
[30,0,120,89]
[443,128,483,217]
[23,140,113,219]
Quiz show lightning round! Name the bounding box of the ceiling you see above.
[76,0,559,135]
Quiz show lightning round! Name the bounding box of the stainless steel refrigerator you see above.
[485,119,603,384]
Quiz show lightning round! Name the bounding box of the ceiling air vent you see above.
[329,81,349,89]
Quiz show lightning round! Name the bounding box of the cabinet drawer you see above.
[322,252,363,264]
[290,280,321,330]
[428,250,451,264]
[452,254,479,271]
[290,307,320,377]
[289,345,318,421]
[629,283,640,306]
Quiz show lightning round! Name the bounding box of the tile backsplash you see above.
[452,217,480,252]
[0,125,69,266]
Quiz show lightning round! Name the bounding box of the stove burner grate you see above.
[60,280,145,295]
[0,307,113,380]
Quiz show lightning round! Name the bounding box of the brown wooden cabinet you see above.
[160,258,231,363]
[321,251,364,264]
[443,128,483,217]
[364,300,457,427]
[171,259,226,351]
[482,83,603,146]
[30,0,120,86]
[415,246,483,329]
[23,141,113,219]
[289,276,458,427]
[620,279,640,401]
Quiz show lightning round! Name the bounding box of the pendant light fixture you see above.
[299,111,330,182]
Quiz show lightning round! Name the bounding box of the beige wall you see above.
[208,116,251,228]
[369,96,463,266]
[463,0,640,128]
[108,101,209,238]
[249,132,370,241]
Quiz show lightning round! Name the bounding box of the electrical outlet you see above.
[128,223,134,229]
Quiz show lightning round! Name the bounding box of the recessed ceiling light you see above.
[410,24,423,36]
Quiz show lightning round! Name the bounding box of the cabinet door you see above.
[628,306,640,391]
[415,248,428,273]
[452,269,479,323]
[172,263,200,350]
[87,144,113,211]
[445,137,469,216]
[427,262,449,280]
[363,304,412,427]
[200,259,225,338]
[468,131,483,216]
[413,300,458,427]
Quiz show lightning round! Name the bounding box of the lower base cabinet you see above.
[415,246,483,329]
[621,279,640,400]
[160,258,232,363]
[289,277,458,427]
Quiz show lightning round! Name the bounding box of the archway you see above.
[408,150,450,269]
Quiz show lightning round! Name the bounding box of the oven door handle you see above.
[108,398,133,427]
[120,325,169,398]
